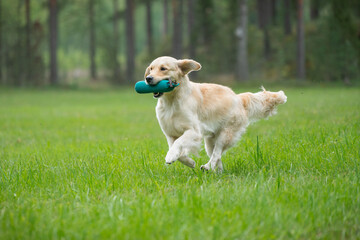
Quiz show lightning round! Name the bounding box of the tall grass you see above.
[0,86,359,239]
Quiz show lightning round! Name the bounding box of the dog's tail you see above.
[238,87,287,122]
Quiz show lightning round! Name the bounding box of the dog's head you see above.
[144,56,201,86]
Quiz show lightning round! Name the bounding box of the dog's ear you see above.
[144,66,150,79]
[177,59,201,75]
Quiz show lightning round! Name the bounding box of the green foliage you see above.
[192,0,238,75]
[0,86,360,239]
[0,0,359,85]
[307,14,360,81]
[0,0,46,86]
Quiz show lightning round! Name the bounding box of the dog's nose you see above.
[145,76,153,84]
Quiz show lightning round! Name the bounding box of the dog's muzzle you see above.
[146,76,156,85]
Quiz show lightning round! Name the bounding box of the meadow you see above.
[0,85,359,239]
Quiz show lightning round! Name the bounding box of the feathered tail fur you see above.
[238,87,287,122]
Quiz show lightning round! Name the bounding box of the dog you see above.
[144,56,287,172]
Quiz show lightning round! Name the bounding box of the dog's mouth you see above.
[153,92,164,98]
[164,78,177,87]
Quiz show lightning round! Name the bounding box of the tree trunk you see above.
[227,0,238,72]
[16,1,24,86]
[310,0,319,20]
[89,0,96,80]
[145,0,153,55]
[236,0,249,81]
[0,0,2,83]
[187,0,196,59]
[257,0,264,29]
[25,0,31,83]
[0,0,8,85]
[264,27,271,59]
[271,0,277,25]
[113,0,121,82]
[198,0,213,48]
[49,0,58,85]
[296,0,305,80]
[257,0,271,59]
[283,0,291,35]
[172,0,183,59]
[265,0,271,59]
[163,0,169,37]
[125,0,135,83]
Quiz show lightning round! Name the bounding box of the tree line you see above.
[0,0,359,86]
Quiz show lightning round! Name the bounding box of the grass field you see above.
[0,86,359,239]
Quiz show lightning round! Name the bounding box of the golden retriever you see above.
[144,56,287,172]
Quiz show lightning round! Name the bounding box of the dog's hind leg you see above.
[216,159,223,172]
[204,136,224,171]
[204,136,215,157]
[201,129,237,172]
[200,143,224,172]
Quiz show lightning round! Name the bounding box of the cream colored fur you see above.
[145,56,287,172]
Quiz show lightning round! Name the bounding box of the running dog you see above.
[144,56,287,171]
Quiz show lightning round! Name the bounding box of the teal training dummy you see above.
[135,79,179,94]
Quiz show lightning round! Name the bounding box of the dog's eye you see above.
[160,67,167,71]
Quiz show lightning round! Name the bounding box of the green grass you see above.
[0,86,359,239]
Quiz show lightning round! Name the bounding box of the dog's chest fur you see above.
[156,98,198,138]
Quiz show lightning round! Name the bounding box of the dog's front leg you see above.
[165,129,201,166]
[178,156,196,168]
[167,136,196,168]
[165,135,176,148]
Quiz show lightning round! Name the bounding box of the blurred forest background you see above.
[0,0,359,87]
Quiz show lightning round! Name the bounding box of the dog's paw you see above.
[165,148,180,164]
[200,164,210,171]
[165,154,177,165]
[165,158,176,165]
